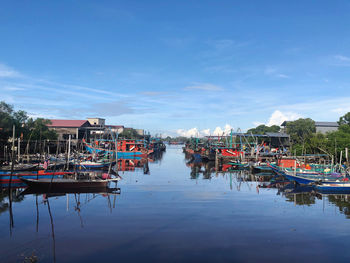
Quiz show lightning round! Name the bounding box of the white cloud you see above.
[184,83,223,91]
[266,110,302,126]
[0,64,21,78]
[177,124,233,137]
[213,124,233,135]
[201,129,211,136]
[176,128,201,137]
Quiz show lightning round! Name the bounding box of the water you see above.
[1,146,350,262]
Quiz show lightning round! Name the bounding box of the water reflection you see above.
[3,147,350,262]
[328,195,350,218]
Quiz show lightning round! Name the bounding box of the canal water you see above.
[1,145,350,262]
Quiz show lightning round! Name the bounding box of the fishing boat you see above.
[219,148,245,158]
[222,162,249,171]
[1,171,73,187]
[84,139,153,158]
[268,164,348,185]
[0,163,38,172]
[251,164,274,173]
[75,160,116,170]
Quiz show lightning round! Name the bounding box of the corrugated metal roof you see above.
[47,119,90,128]
[281,121,339,127]
[265,132,289,138]
[315,121,339,127]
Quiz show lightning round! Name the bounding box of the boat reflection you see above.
[0,184,122,262]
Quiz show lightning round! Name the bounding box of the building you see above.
[281,121,339,134]
[106,125,124,134]
[87,118,105,127]
[47,119,91,141]
[265,132,290,148]
[135,129,144,136]
[47,118,127,140]
[314,122,339,133]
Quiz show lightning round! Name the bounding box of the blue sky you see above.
[1,1,350,136]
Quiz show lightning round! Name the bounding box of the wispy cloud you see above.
[184,83,223,91]
[326,55,350,67]
[141,91,166,96]
[334,55,350,62]
[0,64,21,78]
[206,39,249,50]
[264,67,290,79]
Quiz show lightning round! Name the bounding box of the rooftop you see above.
[106,125,124,128]
[281,120,339,127]
[47,119,91,128]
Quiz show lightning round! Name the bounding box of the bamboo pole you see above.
[8,125,15,190]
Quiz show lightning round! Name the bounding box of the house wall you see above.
[316,126,338,134]
[49,127,89,140]
[135,129,144,136]
[87,118,105,126]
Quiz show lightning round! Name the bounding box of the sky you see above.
[1,0,350,137]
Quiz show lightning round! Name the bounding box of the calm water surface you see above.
[1,145,350,262]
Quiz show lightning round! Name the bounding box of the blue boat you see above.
[268,164,347,185]
[0,171,70,188]
[84,142,150,158]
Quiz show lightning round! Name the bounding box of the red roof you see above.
[47,119,90,128]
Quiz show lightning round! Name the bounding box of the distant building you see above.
[281,121,339,134]
[106,125,124,134]
[47,118,128,140]
[264,132,290,147]
[314,122,339,133]
[47,119,91,141]
[87,118,105,127]
[135,129,144,136]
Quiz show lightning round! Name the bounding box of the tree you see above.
[119,128,142,139]
[25,118,57,140]
[0,101,57,141]
[338,112,350,126]
[0,101,28,140]
[247,124,280,135]
[286,118,316,145]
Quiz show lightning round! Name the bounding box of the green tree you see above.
[25,118,57,140]
[0,101,57,141]
[119,128,142,139]
[286,118,315,145]
[247,124,280,135]
[0,101,29,139]
[338,112,350,126]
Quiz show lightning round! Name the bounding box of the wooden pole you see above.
[8,125,15,190]
[67,135,71,170]
[17,137,20,163]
